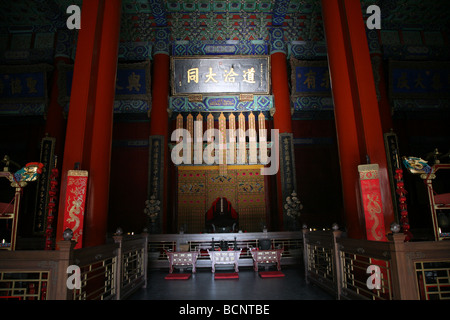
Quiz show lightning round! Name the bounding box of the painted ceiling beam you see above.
[272,0,290,26]
[149,0,167,26]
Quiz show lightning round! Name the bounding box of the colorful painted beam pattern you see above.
[169,95,273,113]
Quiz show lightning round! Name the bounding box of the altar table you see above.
[207,249,242,273]
[250,249,283,271]
[166,251,199,273]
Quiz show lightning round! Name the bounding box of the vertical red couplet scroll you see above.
[62,170,88,249]
[358,164,390,294]
[358,164,387,242]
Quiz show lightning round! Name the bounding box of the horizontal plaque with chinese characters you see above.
[0,64,53,103]
[171,55,270,96]
[58,61,151,104]
[388,61,450,99]
[290,58,331,98]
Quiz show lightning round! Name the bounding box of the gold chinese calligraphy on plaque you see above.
[171,55,270,96]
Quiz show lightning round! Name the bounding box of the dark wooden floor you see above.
[127,264,334,300]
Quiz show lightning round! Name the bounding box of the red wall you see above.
[107,121,150,234]
[292,119,345,229]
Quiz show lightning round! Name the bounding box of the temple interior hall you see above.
[0,0,449,303]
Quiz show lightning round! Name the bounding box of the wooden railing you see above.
[303,227,450,300]
[147,231,303,269]
[7,227,448,300]
[0,232,148,300]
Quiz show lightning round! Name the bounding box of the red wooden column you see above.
[271,52,293,134]
[44,55,70,162]
[83,0,122,247]
[56,0,103,246]
[371,52,393,133]
[56,0,122,247]
[150,53,170,137]
[149,48,170,233]
[321,0,394,239]
[271,36,294,230]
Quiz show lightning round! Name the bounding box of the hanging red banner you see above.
[358,164,387,242]
[62,170,88,249]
